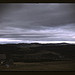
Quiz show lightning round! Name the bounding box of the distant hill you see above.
[0,43,75,62]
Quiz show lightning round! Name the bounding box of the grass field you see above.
[0,60,75,71]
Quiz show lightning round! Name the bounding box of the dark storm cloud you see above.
[0,3,75,28]
[0,3,75,43]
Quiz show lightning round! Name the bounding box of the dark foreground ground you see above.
[0,43,75,71]
[0,60,75,71]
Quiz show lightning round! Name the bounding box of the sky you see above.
[0,3,75,44]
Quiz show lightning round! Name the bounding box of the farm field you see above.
[0,60,75,71]
[0,43,75,71]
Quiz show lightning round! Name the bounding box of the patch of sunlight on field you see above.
[0,61,75,71]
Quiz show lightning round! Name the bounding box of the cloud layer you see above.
[0,3,75,43]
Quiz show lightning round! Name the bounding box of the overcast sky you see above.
[0,3,75,44]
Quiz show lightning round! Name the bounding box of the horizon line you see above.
[0,41,75,44]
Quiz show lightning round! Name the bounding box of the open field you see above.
[0,43,75,71]
[0,60,75,71]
